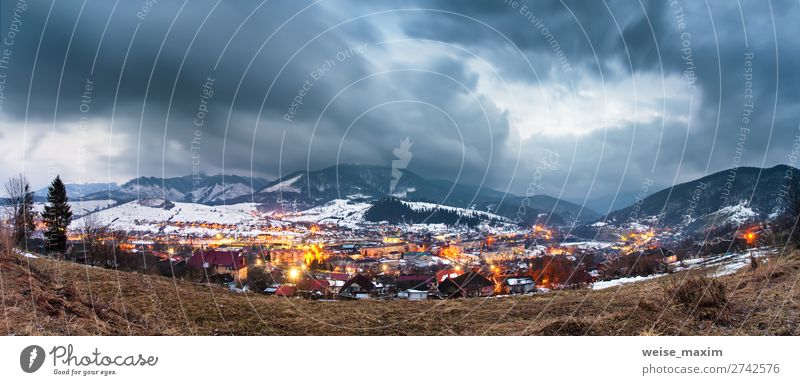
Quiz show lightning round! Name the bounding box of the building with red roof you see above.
[189,249,248,282]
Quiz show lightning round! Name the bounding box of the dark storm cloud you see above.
[0,0,798,204]
[395,0,800,200]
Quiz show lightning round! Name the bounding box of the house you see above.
[398,289,428,301]
[297,278,330,299]
[189,249,248,282]
[395,275,434,292]
[360,243,408,258]
[438,272,495,298]
[640,247,678,264]
[504,276,535,294]
[158,258,187,279]
[338,274,376,299]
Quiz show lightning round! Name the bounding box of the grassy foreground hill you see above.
[1,250,799,336]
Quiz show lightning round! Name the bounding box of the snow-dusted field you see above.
[591,247,776,290]
[560,241,614,249]
[676,247,775,277]
[69,200,272,235]
[591,274,667,290]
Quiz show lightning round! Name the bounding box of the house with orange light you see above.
[360,243,408,258]
[269,248,307,266]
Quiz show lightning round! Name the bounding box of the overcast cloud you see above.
[0,0,798,210]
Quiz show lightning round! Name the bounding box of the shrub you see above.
[668,275,727,310]
[0,223,14,259]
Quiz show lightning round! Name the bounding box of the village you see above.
[30,205,763,302]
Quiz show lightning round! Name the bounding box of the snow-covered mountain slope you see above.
[283,199,371,229]
[284,198,511,229]
[189,182,255,204]
[81,175,269,205]
[260,173,303,194]
[709,202,758,225]
[608,165,797,227]
[402,200,509,222]
[67,165,598,224]
[364,197,513,226]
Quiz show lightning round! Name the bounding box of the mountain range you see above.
[36,164,798,229]
[605,164,797,230]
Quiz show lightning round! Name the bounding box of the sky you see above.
[0,0,798,210]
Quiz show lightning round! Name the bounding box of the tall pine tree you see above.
[42,175,72,253]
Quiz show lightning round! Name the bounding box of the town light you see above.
[745,232,756,243]
[288,268,300,280]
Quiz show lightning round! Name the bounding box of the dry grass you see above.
[665,274,729,322]
[1,249,799,335]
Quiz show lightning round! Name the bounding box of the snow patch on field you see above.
[592,247,776,290]
[14,249,39,259]
[592,274,666,290]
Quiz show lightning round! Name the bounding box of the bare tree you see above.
[79,214,106,265]
[3,174,36,247]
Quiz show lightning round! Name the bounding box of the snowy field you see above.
[560,241,615,249]
[69,200,274,235]
[591,247,777,290]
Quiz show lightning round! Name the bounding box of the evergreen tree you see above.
[42,175,73,253]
